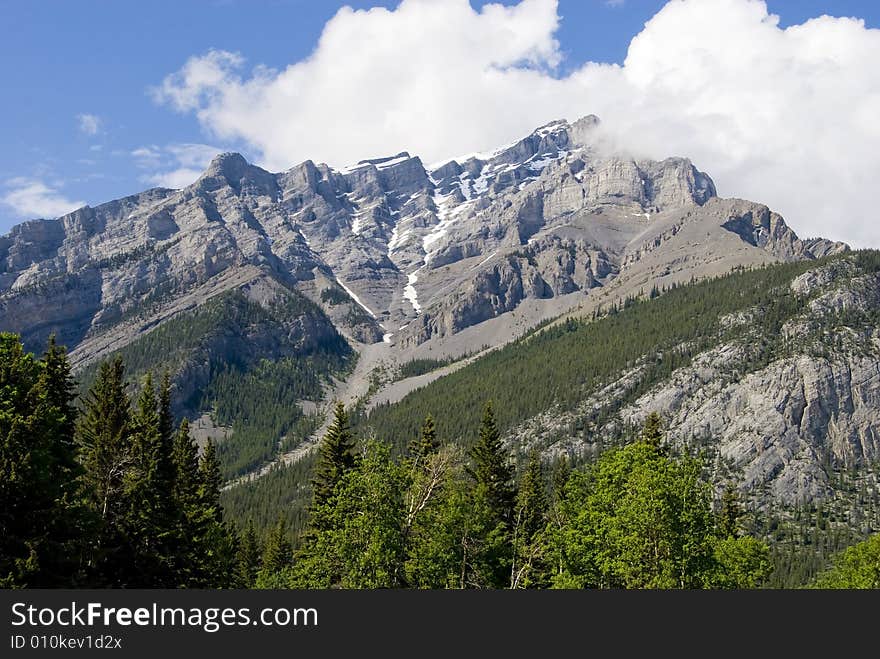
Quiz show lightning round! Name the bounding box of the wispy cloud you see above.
[605,0,625,7]
[131,142,222,189]
[76,113,102,136]
[1,178,85,219]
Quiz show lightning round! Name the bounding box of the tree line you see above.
[2,331,876,588]
[238,404,772,588]
[1,333,234,587]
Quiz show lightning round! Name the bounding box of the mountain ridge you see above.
[0,114,850,482]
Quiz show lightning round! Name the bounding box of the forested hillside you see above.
[75,286,353,479]
[223,251,880,586]
[3,333,875,589]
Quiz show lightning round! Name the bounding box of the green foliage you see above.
[0,334,87,587]
[408,414,439,465]
[550,441,715,588]
[397,356,457,379]
[207,357,329,478]
[310,402,357,514]
[288,440,409,588]
[404,448,510,589]
[641,411,664,450]
[810,533,880,589]
[235,520,262,588]
[712,536,771,588]
[123,372,178,585]
[220,451,317,539]
[547,417,770,589]
[512,451,550,588]
[76,288,353,479]
[259,517,293,578]
[469,402,516,524]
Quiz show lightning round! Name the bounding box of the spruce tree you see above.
[719,483,743,539]
[235,520,262,588]
[641,412,664,450]
[125,372,177,586]
[199,438,223,520]
[41,335,78,456]
[171,418,201,585]
[463,401,516,588]
[517,451,548,543]
[194,438,236,587]
[311,402,356,511]
[409,414,440,465]
[261,517,293,575]
[551,454,571,506]
[36,335,87,585]
[78,355,131,523]
[159,371,174,445]
[76,355,132,585]
[0,334,84,587]
[172,419,199,508]
[512,450,549,588]
[468,401,515,523]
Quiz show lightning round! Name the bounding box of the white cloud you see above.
[2,178,85,219]
[77,113,102,136]
[131,142,222,189]
[144,168,206,189]
[153,0,880,247]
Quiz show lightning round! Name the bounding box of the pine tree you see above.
[158,371,175,459]
[199,439,223,520]
[641,411,664,450]
[193,438,236,587]
[170,418,202,585]
[461,401,516,588]
[551,454,571,506]
[76,355,133,585]
[41,334,78,454]
[262,517,293,575]
[409,414,440,465]
[468,401,515,523]
[172,419,199,508]
[35,335,87,585]
[310,402,356,512]
[512,450,549,588]
[235,520,262,588]
[78,355,131,523]
[517,451,548,543]
[719,483,743,539]
[0,334,85,587]
[124,372,178,586]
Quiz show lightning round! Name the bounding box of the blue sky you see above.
[2,0,879,243]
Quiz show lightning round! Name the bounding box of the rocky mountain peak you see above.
[0,113,848,364]
[204,151,250,178]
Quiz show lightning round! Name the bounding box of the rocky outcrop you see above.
[719,199,848,261]
[0,115,845,365]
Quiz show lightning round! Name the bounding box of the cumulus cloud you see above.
[153,0,880,246]
[132,142,222,189]
[2,178,85,219]
[77,113,102,136]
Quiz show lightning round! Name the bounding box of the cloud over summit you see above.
[154,0,880,246]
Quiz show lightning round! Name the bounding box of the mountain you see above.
[0,115,851,482]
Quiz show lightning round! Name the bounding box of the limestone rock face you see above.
[0,113,866,499]
[0,115,846,366]
[621,348,880,507]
